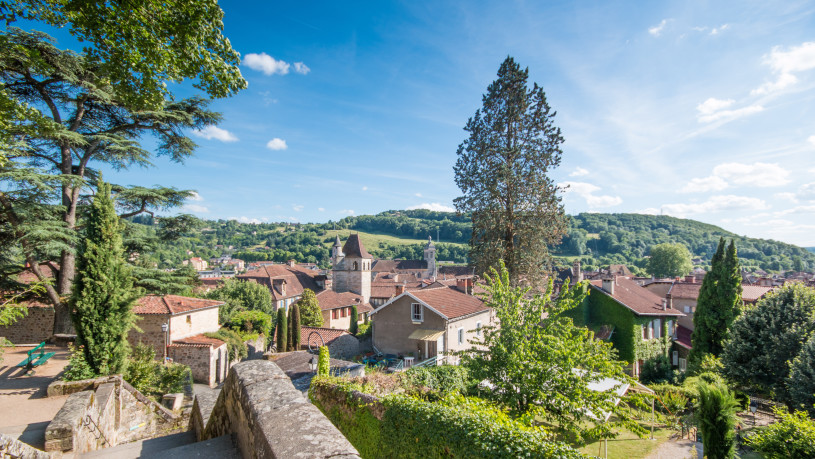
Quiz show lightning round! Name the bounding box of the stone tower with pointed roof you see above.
[332,234,372,302]
[423,236,437,280]
[331,235,344,266]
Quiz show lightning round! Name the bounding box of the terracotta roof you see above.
[608,264,632,276]
[589,277,684,317]
[314,290,373,312]
[236,264,321,300]
[370,283,398,299]
[372,259,426,272]
[169,333,225,348]
[403,286,489,320]
[342,234,372,259]
[670,283,702,300]
[134,295,224,315]
[301,326,350,347]
[676,325,692,350]
[742,285,774,303]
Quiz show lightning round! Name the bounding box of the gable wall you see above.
[371,295,446,357]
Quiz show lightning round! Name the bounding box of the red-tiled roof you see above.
[169,333,225,348]
[372,259,426,272]
[342,234,372,259]
[314,290,373,312]
[742,285,774,303]
[301,326,350,347]
[134,295,224,315]
[405,286,489,320]
[589,277,683,317]
[236,264,321,300]
[670,283,702,300]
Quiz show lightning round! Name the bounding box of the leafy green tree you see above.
[746,408,815,459]
[458,261,643,442]
[0,29,220,333]
[70,179,139,375]
[646,243,692,278]
[297,289,323,327]
[275,307,287,352]
[722,283,815,402]
[318,345,330,376]
[453,56,567,285]
[0,0,246,109]
[206,278,273,323]
[349,304,359,335]
[691,239,741,361]
[787,334,815,415]
[291,303,301,350]
[696,381,737,459]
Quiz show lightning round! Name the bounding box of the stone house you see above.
[128,295,228,387]
[236,261,321,311]
[568,276,684,376]
[369,279,492,364]
[0,263,58,345]
[183,257,208,270]
[314,290,373,330]
[300,326,360,359]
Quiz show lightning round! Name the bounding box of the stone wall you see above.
[246,336,267,360]
[169,307,221,341]
[169,343,226,387]
[0,434,52,459]
[128,314,168,359]
[45,376,186,454]
[327,334,359,360]
[0,306,54,345]
[198,360,360,458]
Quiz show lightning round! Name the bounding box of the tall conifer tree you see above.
[691,238,742,361]
[70,178,139,375]
[287,306,294,352]
[291,303,301,350]
[275,307,287,352]
[453,56,567,285]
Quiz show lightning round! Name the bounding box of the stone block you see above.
[162,393,184,411]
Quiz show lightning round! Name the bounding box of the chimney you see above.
[572,260,583,283]
[666,292,672,310]
[395,284,405,295]
[685,276,695,283]
[602,277,615,295]
[661,299,667,311]
[456,277,473,295]
[287,259,296,267]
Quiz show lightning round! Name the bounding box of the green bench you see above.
[16,342,55,371]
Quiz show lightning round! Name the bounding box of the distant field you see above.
[323,229,466,249]
[808,247,815,254]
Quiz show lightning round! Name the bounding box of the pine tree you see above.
[349,304,359,335]
[275,307,287,352]
[70,178,139,375]
[291,303,301,351]
[691,238,742,361]
[453,56,568,285]
[696,381,738,459]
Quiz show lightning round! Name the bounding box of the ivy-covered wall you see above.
[579,288,671,363]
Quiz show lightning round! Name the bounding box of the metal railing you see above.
[82,414,109,447]
[412,356,438,368]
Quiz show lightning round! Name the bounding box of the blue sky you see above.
[20,1,815,246]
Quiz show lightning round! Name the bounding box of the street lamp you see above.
[161,323,169,361]
[308,355,318,373]
[750,400,758,426]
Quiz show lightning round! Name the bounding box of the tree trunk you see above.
[54,148,78,335]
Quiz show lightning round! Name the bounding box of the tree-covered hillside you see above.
[125,211,815,274]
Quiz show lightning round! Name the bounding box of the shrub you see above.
[205,328,248,361]
[399,365,474,396]
[356,322,371,338]
[318,345,330,376]
[696,381,738,459]
[687,353,724,377]
[62,344,98,381]
[640,355,673,384]
[123,342,192,400]
[228,310,272,336]
[276,307,287,352]
[746,407,815,459]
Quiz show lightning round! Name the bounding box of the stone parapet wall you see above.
[0,307,55,345]
[0,434,52,459]
[327,334,359,360]
[198,360,360,458]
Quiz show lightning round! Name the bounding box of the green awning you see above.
[408,329,445,341]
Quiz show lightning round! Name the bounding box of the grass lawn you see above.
[578,427,672,459]
[323,229,466,250]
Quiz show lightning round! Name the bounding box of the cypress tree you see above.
[690,238,725,362]
[349,304,359,335]
[287,305,293,352]
[70,178,139,375]
[696,381,738,459]
[275,307,287,352]
[291,303,301,350]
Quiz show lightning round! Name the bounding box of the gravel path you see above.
[644,437,696,459]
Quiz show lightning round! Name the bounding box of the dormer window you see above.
[411,303,423,322]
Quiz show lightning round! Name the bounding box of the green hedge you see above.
[398,365,474,396]
[309,377,584,459]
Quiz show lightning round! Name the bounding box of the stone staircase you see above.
[78,432,238,458]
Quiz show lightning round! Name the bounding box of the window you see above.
[332,309,339,320]
[341,307,348,317]
[672,351,679,366]
[684,306,691,314]
[457,328,464,345]
[679,358,687,372]
[411,303,423,322]
[653,319,661,339]
[353,261,359,270]
[476,321,482,337]
[642,324,648,340]
[186,315,191,324]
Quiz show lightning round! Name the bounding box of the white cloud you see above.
[569,167,589,177]
[407,203,456,212]
[266,138,288,150]
[293,62,310,74]
[660,195,769,217]
[318,207,325,212]
[712,162,790,187]
[649,19,668,37]
[292,205,304,212]
[339,209,355,215]
[192,125,238,142]
[680,176,729,193]
[774,192,798,203]
[696,103,764,123]
[559,181,622,208]
[189,192,204,201]
[229,216,263,224]
[362,186,368,191]
[414,193,423,197]
[807,135,815,147]
[182,204,209,213]
[798,182,815,201]
[696,98,735,115]
[243,53,291,75]
[710,24,729,35]
[751,42,815,95]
